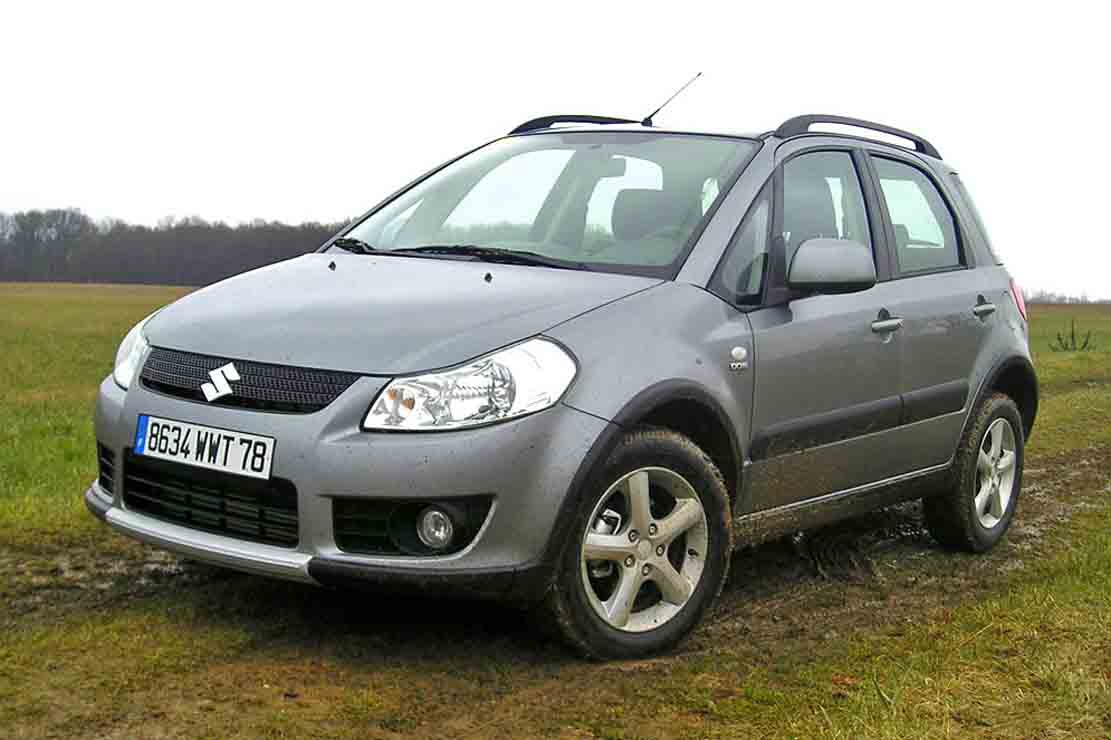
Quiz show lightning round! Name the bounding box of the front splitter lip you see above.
[83,481,553,600]
[90,485,316,584]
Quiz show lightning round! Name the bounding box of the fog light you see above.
[416,506,455,550]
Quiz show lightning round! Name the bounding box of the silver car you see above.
[87,114,1037,658]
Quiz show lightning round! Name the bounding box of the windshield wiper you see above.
[392,245,588,270]
[331,236,377,254]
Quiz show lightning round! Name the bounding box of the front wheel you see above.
[541,429,732,659]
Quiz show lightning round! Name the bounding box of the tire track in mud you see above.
[703,444,1111,646]
[398,445,1111,739]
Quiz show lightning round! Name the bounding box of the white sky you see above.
[2,1,1108,298]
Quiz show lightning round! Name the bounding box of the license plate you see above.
[134,415,275,480]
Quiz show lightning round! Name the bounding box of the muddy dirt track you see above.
[8,445,1107,659]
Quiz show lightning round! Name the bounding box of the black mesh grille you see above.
[333,499,396,554]
[123,452,299,547]
[140,347,359,413]
[97,443,116,494]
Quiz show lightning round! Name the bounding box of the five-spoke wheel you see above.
[542,429,731,659]
[974,418,1017,529]
[579,467,709,632]
[925,392,1025,552]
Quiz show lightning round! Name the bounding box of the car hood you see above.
[145,253,659,374]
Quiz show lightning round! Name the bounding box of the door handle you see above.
[973,302,997,318]
[871,317,904,333]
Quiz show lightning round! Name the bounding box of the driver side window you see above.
[781,151,872,269]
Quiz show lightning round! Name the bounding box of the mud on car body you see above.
[87,114,1037,659]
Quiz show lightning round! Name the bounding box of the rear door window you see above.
[872,157,961,274]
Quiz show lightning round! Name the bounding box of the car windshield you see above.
[331,132,758,276]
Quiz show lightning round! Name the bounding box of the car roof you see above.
[506,114,944,163]
[508,124,766,140]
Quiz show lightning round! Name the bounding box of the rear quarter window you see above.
[950,173,1000,264]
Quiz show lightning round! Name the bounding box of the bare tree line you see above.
[1,208,1108,299]
[0,208,345,286]
[1025,288,1110,305]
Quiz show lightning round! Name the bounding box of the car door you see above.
[743,147,908,512]
[864,152,988,467]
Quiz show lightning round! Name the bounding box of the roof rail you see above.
[509,114,640,135]
[774,114,941,159]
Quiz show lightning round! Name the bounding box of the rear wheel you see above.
[542,429,732,659]
[924,393,1024,552]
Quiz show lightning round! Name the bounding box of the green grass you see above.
[1026,303,1111,396]
[1023,304,1111,458]
[2,283,1110,739]
[0,283,190,551]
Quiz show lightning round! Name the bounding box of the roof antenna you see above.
[641,72,702,127]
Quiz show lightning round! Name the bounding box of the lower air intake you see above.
[123,451,299,547]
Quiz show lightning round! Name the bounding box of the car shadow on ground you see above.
[151,500,942,666]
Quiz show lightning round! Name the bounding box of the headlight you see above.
[113,315,155,390]
[364,338,576,431]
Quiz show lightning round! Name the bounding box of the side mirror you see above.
[787,238,876,294]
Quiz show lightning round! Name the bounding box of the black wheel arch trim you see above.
[962,355,1038,445]
[611,379,742,450]
[608,379,745,498]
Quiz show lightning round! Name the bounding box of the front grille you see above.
[97,444,116,493]
[140,347,360,413]
[123,452,299,547]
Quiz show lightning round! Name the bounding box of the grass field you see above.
[2,283,1110,739]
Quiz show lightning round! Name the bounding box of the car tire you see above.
[924,393,1024,553]
[541,428,732,660]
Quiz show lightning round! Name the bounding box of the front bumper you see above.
[87,480,312,581]
[90,371,611,601]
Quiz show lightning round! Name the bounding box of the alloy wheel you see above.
[974,417,1017,529]
[579,467,709,633]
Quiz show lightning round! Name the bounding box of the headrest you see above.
[612,189,686,241]
[785,177,838,246]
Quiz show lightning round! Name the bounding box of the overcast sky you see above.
[3,1,1108,298]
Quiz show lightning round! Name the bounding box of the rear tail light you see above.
[1010,278,1028,321]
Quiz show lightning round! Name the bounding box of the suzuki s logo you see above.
[201,363,240,402]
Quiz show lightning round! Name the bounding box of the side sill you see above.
[734,461,951,547]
